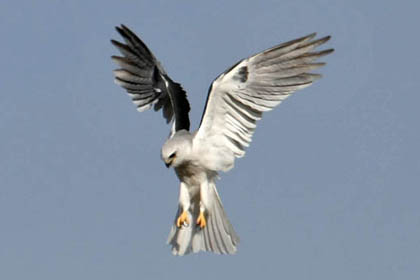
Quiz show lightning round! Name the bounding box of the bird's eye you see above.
[169,153,176,159]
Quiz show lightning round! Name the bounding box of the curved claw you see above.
[176,210,189,227]
[196,212,206,229]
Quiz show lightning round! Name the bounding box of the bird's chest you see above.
[174,162,206,187]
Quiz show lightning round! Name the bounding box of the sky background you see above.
[1,0,419,279]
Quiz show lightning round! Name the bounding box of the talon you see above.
[176,210,189,227]
[196,211,206,228]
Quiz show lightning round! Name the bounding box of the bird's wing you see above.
[194,33,333,168]
[111,25,190,135]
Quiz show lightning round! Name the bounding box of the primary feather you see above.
[194,33,333,164]
[111,25,190,134]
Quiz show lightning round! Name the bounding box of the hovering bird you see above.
[111,25,333,255]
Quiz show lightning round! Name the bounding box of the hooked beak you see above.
[164,158,173,168]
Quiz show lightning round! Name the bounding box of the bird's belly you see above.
[174,162,210,188]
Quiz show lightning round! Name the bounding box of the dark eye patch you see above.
[169,153,176,159]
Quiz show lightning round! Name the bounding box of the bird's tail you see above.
[167,182,239,255]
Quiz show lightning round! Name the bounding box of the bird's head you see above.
[161,130,192,168]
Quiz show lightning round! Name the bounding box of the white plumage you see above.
[111,25,333,255]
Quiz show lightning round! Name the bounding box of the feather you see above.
[194,34,333,168]
[111,25,190,134]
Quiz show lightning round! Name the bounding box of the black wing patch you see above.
[234,66,248,83]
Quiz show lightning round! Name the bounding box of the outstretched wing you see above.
[111,25,190,134]
[194,33,333,169]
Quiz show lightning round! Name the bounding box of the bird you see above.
[111,24,333,255]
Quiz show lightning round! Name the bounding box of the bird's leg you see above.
[176,211,189,228]
[197,181,210,228]
[176,182,190,227]
[196,202,206,228]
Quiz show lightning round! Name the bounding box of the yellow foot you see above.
[176,211,189,227]
[196,212,206,229]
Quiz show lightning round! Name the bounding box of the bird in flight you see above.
[111,25,333,255]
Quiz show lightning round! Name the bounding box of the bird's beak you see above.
[164,158,172,168]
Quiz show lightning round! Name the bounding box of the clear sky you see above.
[1,0,419,279]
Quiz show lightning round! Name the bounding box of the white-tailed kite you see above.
[111,25,333,255]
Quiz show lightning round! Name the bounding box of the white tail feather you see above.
[167,183,239,255]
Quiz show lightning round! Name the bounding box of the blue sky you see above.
[1,1,419,279]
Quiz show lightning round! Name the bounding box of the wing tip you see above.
[308,73,323,81]
[293,32,317,43]
[114,25,122,33]
[306,32,317,40]
[319,35,332,44]
[114,24,131,36]
[110,39,124,49]
[110,55,120,62]
[306,34,332,47]
[321,48,335,55]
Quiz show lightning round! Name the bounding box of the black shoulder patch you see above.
[234,66,248,83]
[165,76,191,131]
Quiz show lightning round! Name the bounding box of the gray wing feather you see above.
[194,33,333,162]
